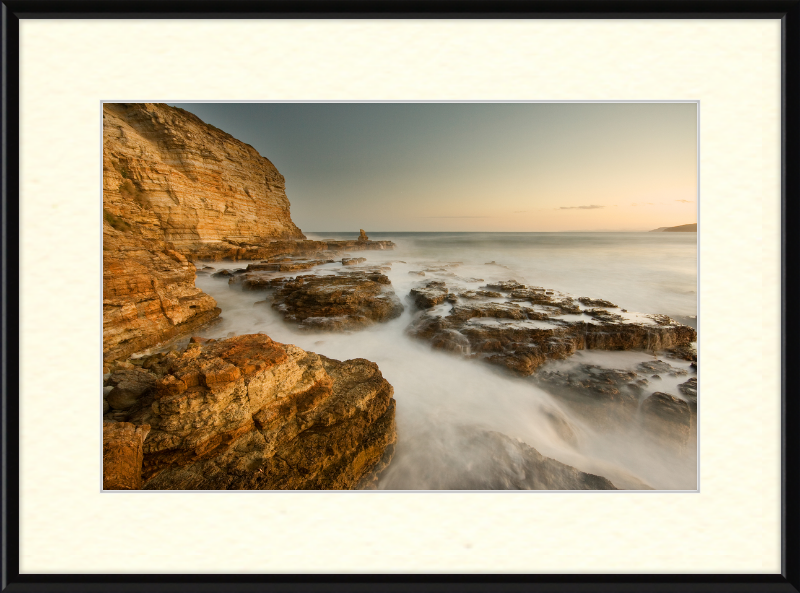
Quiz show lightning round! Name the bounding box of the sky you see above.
[170,102,697,232]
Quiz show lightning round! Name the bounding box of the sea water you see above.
[188,232,698,490]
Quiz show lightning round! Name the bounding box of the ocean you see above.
[187,232,698,490]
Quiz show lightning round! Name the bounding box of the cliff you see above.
[103,223,221,362]
[103,103,305,255]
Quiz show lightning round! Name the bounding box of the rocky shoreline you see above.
[102,103,698,490]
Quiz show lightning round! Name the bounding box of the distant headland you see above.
[649,223,697,233]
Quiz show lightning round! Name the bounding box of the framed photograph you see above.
[3,1,796,590]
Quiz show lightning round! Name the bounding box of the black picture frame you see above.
[2,1,797,591]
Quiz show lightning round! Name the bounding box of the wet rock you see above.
[485,280,526,291]
[542,407,579,447]
[212,269,235,278]
[641,392,692,448]
[358,229,369,242]
[245,259,334,272]
[678,377,697,398]
[534,364,641,428]
[637,360,688,377]
[119,334,396,490]
[578,297,617,308]
[409,281,450,309]
[678,377,698,420]
[103,421,151,489]
[408,271,426,276]
[378,426,616,490]
[666,342,697,363]
[408,284,696,375]
[270,272,404,331]
[342,257,367,266]
[459,290,503,300]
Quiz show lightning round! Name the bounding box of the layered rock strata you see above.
[267,272,404,331]
[103,421,151,489]
[103,103,305,252]
[104,334,396,490]
[103,223,221,362]
[408,280,696,375]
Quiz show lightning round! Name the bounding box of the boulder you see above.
[119,334,397,490]
[270,272,404,331]
[409,281,450,309]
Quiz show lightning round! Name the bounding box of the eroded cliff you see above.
[103,223,221,362]
[103,102,305,254]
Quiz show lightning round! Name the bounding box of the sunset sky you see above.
[170,102,697,232]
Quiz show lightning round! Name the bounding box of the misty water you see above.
[184,232,698,491]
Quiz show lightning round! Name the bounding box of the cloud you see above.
[421,215,496,219]
[675,199,693,203]
[558,205,604,210]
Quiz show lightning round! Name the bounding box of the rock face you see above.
[114,334,397,489]
[103,223,221,362]
[103,103,305,255]
[269,272,404,331]
[408,280,696,375]
[103,421,151,489]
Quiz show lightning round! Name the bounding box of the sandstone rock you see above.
[103,103,305,256]
[342,257,367,266]
[103,224,221,362]
[637,360,688,377]
[578,297,617,308]
[378,426,616,490]
[270,272,404,331]
[358,229,369,242]
[666,342,697,362]
[485,280,526,291]
[408,280,696,376]
[117,334,396,490]
[459,290,503,300]
[103,421,151,490]
[409,281,450,309]
[246,259,334,272]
